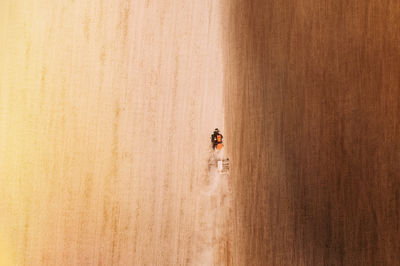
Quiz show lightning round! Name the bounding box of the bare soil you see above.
[1,0,399,265]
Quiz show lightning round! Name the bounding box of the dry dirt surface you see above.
[0,1,231,265]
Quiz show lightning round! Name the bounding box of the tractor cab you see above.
[211,128,223,150]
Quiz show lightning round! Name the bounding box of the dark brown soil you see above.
[223,1,400,265]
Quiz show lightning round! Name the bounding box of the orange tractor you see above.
[211,128,223,150]
[209,128,229,173]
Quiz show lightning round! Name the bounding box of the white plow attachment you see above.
[212,158,229,174]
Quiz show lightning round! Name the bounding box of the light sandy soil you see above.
[0,1,232,265]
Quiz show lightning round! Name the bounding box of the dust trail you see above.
[193,148,232,265]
